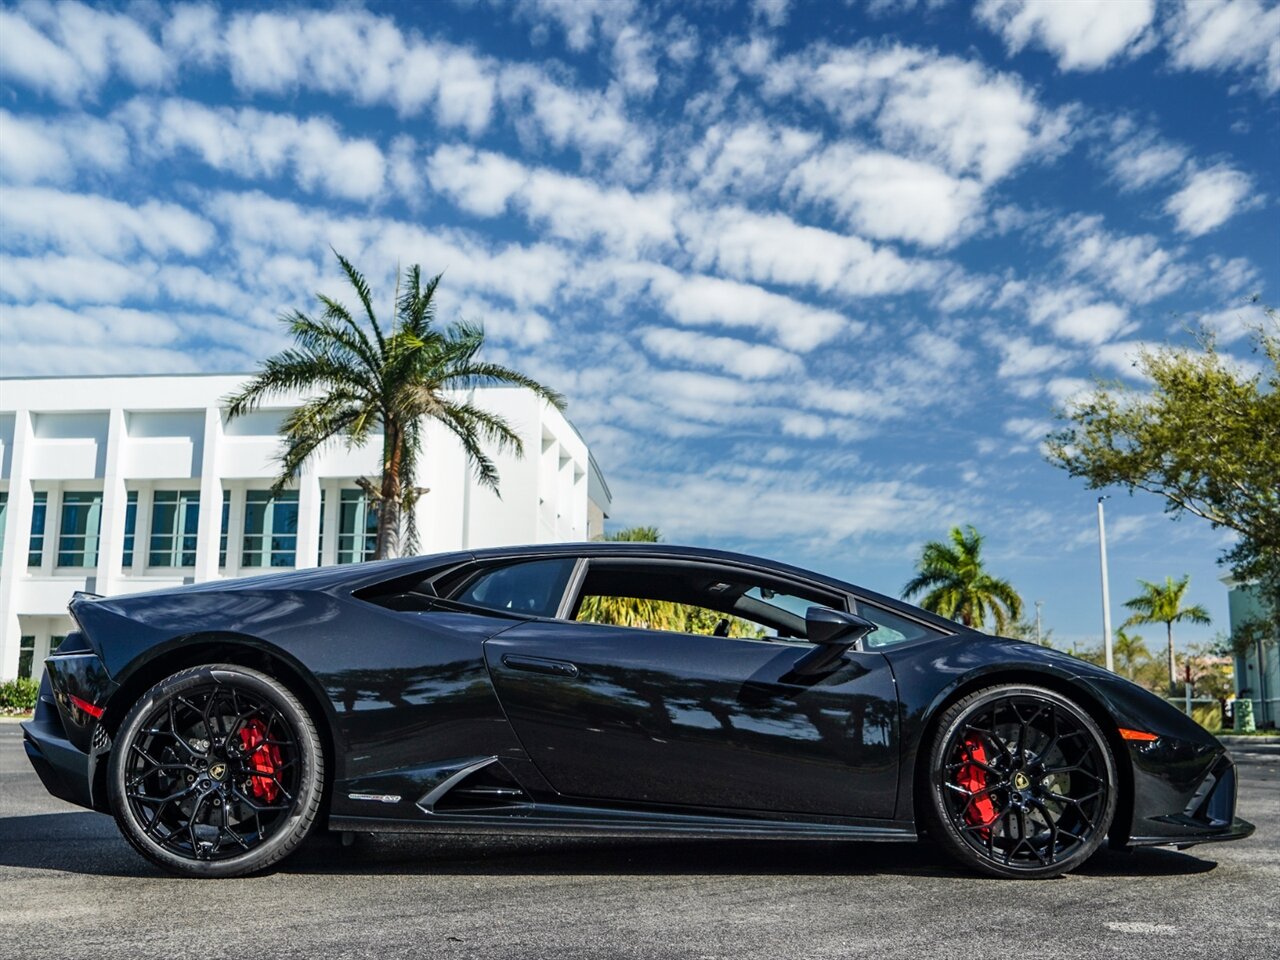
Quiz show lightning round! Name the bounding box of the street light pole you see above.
[1035,600,1043,646]
[1097,496,1115,673]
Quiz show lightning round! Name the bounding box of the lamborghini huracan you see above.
[23,542,1253,879]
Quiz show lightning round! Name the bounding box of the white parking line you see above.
[1105,921,1178,935]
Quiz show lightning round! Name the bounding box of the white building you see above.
[0,374,612,682]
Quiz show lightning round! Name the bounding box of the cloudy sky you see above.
[1,0,1276,648]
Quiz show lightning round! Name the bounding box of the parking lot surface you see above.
[1,723,1276,959]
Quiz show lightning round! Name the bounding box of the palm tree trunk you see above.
[1166,621,1176,694]
[376,423,403,560]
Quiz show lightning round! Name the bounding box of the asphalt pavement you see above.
[1,721,1276,959]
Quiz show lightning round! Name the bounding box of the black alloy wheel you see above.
[924,685,1117,879]
[108,664,323,878]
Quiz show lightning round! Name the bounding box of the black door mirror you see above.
[793,607,878,675]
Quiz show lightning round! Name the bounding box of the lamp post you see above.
[1035,599,1044,646]
[1097,496,1115,673]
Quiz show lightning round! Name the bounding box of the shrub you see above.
[0,677,39,713]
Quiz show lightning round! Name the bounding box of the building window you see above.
[57,491,103,568]
[49,635,65,655]
[0,490,7,563]
[149,490,200,567]
[28,491,47,567]
[317,489,326,566]
[338,488,378,564]
[242,490,298,567]
[121,491,138,567]
[218,489,231,567]
[18,636,35,679]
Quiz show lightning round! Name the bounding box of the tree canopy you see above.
[902,525,1023,633]
[1046,309,1280,647]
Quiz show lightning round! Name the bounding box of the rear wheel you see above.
[923,685,1116,879]
[107,664,323,878]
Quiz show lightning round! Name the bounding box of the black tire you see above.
[107,664,324,878]
[922,684,1117,879]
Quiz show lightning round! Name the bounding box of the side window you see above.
[570,562,843,641]
[451,558,576,618]
[856,601,946,648]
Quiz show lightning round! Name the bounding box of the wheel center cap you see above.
[209,762,228,782]
[1012,771,1031,791]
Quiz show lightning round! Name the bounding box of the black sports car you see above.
[24,542,1253,879]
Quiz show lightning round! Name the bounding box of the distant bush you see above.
[0,677,39,713]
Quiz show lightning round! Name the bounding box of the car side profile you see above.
[23,542,1253,879]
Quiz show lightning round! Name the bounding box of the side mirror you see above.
[793,607,878,675]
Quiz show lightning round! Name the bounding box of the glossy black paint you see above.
[23,542,1253,852]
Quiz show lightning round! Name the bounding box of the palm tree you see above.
[1111,628,1152,681]
[226,252,563,559]
[902,525,1023,633]
[1122,575,1210,693]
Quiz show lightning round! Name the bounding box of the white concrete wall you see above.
[0,374,610,681]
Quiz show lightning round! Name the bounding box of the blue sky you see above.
[1,0,1277,649]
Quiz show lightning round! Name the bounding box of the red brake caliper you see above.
[239,718,282,803]
[957,736,997,836]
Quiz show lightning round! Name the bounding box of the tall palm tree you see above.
[902,525,1023,633]
[1122,575,1211,693]
[1111,628,1152,681]
[226,252,564,559]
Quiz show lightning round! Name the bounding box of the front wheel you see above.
[923,685,1117,879]
[107,664,324,878]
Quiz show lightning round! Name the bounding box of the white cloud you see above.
[751,0,792,28]
[993,334,1076,379]
[1052,215,1187,304]
[976,0,1155,71]
[787,145,984,247]
[1165,164,1259,236]
[1051,303,1134,345]
[0,109,128,185]
[1197,300,1271,342]
[0,187,214,258]
[650,271,853,352]
[1103,119,1187,191]
[611,25,658,96]
[679,207,945,299]
[119,98,387,202]
[755,41,1069,183]
[687,121,819,196]
[426,145,677,255]
[0,253,149,304]
[0,1,170,103]
[639,327,804,379]
[1165,0,1280,94]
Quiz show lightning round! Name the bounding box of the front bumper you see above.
[1126,744,1255,849]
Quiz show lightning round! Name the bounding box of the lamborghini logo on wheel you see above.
[209,763,227,782]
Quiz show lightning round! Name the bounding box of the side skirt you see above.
[329,804,918,842]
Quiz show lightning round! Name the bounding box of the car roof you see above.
[462,541,960,633]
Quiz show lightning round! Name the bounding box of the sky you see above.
[0,0,1277,650]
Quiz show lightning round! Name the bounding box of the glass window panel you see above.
[337,488,378,564]
[121,491,138,567]
[452,559,577,618]
[148,490,199,567]
[219,489,230,567]
[49,635,65,655]
[57,491,103,567]
[242,491,298,567]
[0,491,7,564]
[18,635,35,680]
[28,491,47,567]
[317,489,326,566]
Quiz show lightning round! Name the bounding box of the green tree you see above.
[226,253,563,559]
[1112,627,1152,681]
[1122,576,1211,693]
[1046,308,1280,656]
[902,525,1023,633]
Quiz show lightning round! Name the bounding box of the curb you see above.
[0,715,33,724]
[1219,735,1280,746]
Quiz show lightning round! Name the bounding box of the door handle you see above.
[501,654,580,678]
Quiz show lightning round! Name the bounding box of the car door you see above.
[481,561,900,820]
